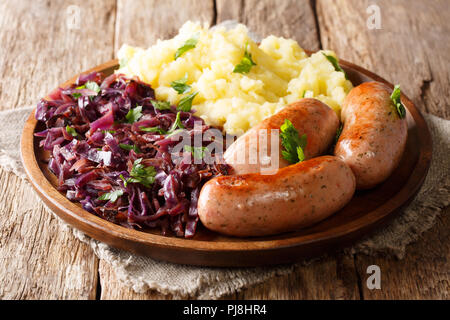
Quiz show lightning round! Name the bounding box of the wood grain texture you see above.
[316,0,450,119]
[114,0,215,52]
[216,0,321,51]
[0,170,98,299]
[0,0,116,110]
[99,261,175,300]
[224,254,360,299]
[0,0,116,299]
[354,206,450,300]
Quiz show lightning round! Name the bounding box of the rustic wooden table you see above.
[0,0,448,300]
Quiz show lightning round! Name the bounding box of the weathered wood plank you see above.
[224,254,360,299]
[0,170,99,299]
[317,0,450,299]
[0,0,117,299]
[316,0,450,118]
[0,0,117,110]
[355,207,449,299]
[114,0,215,52]
[99,261,175,300]
[216,0,321,51]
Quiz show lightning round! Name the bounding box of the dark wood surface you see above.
[0,0,448,299]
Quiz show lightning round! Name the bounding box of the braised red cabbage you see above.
[35,72,229,238]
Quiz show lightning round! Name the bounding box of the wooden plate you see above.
[21,57,432,267]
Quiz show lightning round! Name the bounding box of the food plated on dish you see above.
[32,22,410,240]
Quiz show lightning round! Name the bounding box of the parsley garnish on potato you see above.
[171,73,191,94]
[175,34,199,60]
[233,42,257,74]
[322,53,348,80]
[390,85,406,119]
[280,119,307,164]
[151,100,171,111]
[177,92,198,112]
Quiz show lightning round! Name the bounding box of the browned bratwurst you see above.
[224,98,339,174]
[334,82,408,189]
[198,156,355,237]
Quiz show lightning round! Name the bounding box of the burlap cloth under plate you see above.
[0,106,447,299]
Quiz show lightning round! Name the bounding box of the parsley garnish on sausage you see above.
[280,119,307,164]
[390,85,406,119]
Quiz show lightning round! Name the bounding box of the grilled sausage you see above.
[198,156,355,237]
[224,98,339,174]
[334,82,408,189]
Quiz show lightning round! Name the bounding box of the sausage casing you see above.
[198,156,355,237]
[224,98,339,175]
[334,82,408,189]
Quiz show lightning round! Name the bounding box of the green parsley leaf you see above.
[322,53,348,80]
[119,143,141,153]
[302,90,306,98]
[174,34,199,60]
[390,85,406,119]
[126,158,156,188]
[169,111,185,133]
[71,84,86,99]
[119,57,128,69]
[102,129,116,134]
[150,100,171,110]
[125,105,143,123]
[297,146,305,162]
[177,92,198,112]
[98,189,124,203]
[171,73,191,94]
[66,125,78,137]
[233,43,256,74]
[139,126,167,134]
[184,145,206,160]
[119,174,129,187]
[85,81,101,93]
[165,129,185,139]
[280,119,307,164]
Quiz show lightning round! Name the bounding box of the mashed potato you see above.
[117,22,353,136]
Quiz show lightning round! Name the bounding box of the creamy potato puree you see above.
[117,22,353,135]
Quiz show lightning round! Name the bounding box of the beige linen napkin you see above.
[0,105,448,299]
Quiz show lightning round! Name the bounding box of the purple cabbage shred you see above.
[34,72,229,238]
